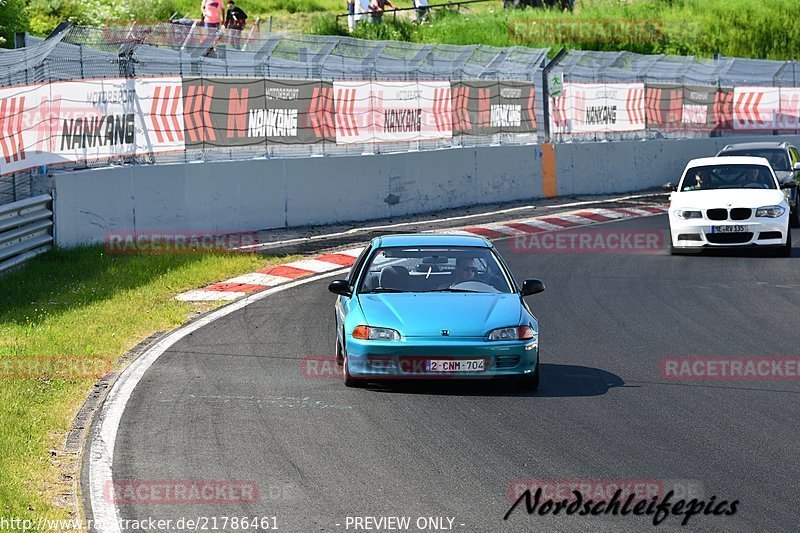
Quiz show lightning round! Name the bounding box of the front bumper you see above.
[669,214,789,248]
[345,336,539,379]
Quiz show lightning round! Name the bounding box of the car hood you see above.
[774,170,795,183]
[357,292,523,338]
[671,189,787,209]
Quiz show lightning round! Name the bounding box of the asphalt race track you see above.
[103,214,800,532]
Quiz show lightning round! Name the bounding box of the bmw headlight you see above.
[352,326,401,341]
[755,205,785,218]
[488,326,535,341]
[674,209,702,220]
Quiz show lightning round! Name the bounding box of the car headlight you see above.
[352,325,401,341]
[488,326,535,341]
[674,209,702,220]
[755,205,785,218]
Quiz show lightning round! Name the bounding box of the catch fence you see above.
[1,23,799,205]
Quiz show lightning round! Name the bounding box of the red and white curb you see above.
[175,205,668,302]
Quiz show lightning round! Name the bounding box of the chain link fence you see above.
[549,49,800,142]
[2,23,800,205]
[0,24,548,204]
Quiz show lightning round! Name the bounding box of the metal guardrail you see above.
[0,194,54,274]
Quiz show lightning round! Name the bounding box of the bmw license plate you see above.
[711,225,746,233]
[426,359,485,372]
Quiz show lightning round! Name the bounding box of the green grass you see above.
[312,0,800,60]
[10,0,800,60]
[0,246,293,520]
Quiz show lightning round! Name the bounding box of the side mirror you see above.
[793,162,800,171]
[662,182,676,192]
[521,279,545,297]
[781,181,797,189]
[328,279,352,297]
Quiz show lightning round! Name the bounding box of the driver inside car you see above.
[440,257,506,291]
[454,257,479,283]
[743,167,769,188]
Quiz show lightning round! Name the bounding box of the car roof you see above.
[372,233,493,248]
[687,156,772,167]
[719,142,790,151]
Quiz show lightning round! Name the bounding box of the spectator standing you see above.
[346,0,356,32]
[356,0,371,25]
[413,0,429,23]
[224,0,248,47]
[369,0,395,24]
[201,0,224,29]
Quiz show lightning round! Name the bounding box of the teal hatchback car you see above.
[328,234,545,389]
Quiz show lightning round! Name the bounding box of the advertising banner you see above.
[451,81,536,136]
[332,81,452,145]
[180,78,334,148]
[643,83,682,129]
[680,85,717,130]
[732,86,800,130]
[0,76,184,176]
[550,82,646,134]
[713,88,734,131]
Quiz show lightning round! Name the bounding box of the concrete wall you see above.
[554,135,800,196]
[54,145,543,246]
[54,135,800,247]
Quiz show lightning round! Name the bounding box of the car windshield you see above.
[720,149,789,171]
[358,246,513,294]
[679,164,777,191]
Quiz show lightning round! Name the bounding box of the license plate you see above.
[711,225,746,233]
[425,359,485,372]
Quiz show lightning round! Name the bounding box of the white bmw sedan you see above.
[666,156,794,256]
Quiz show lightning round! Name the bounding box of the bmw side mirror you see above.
[328,279,352,297]
[521,279,545,297]
[780,182,797,189]
[662,182,676,192]
[793,162,800,171]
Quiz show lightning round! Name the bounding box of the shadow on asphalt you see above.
[363,364,624,398]
[671,244,800,258]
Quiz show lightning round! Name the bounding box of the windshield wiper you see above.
[362,287,406,293]
[423,288,485,293]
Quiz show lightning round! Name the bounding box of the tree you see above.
[0,0,30,48]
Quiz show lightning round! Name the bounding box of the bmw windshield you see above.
[358,246,513,294]
[679,164,778,191]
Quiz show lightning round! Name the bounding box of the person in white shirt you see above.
[413,0,429,23]
[356,0,371,25]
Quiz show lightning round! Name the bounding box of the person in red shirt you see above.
[201,0,224,29]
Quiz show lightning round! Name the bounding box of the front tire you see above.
[335,335,344,366]
[790,188,800,228]
[791,204,800,228]
[516,360,540,392]
[343,353,366,388]
[777,226,792,257]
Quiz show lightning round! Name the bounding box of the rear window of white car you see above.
[679,164,777,192]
